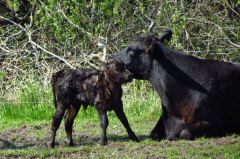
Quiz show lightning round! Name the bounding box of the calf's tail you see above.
[51,73,58,109]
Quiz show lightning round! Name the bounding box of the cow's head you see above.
[112,30,172,79]
[104,59,133,84]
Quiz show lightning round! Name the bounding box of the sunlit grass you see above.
[0,80,240,158]
[0,80,161,128]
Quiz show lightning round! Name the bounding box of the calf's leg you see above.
[114,101,139,142]
[64,104,80,146]
[98,109,109,145]
[50,102,68,148]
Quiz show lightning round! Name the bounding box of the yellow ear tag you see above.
[145,47,151,54]
[164,39,169,45]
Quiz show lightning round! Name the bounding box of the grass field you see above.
[0,81,240,158]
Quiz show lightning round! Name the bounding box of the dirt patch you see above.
[0,123,104,149]
[0,124,50,149]
[0,124,240,158]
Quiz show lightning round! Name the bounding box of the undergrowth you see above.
[0,80,161,128]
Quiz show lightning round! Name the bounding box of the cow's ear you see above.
[145,37,158,55]
[158,30,172,45]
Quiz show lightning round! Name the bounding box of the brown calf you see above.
[50,59,139,148]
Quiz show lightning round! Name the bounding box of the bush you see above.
[0,0,240,101]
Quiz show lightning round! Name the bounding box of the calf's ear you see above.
[102,59,114,68]
[158,30,172,45]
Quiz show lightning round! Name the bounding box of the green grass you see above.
[0,82,54,126]
[0,80,161,127]
[0,80,240,158]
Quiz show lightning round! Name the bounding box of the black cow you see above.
[50,59,139,148]
[112,31,240,140]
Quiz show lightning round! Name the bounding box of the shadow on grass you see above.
[0,135,151,149]
[108,134,149,142]
[0,139,35,150]
[72,134,150,147]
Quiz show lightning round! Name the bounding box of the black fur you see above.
[113,31,240,140]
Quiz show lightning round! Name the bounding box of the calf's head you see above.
[104,59,133,84]
[112,30,172,80]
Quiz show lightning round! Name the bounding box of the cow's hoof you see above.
[166,134,178,141]
[180,129,194,140]
[150,132,162,141]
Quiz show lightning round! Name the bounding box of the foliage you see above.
[0,1,239,86]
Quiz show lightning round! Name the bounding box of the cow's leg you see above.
[151,105,168,140]
[114,101,139,142]
[179,129,193,140]
[180,120,224,139]
[64,104,80,146]
[97,109,109,145]
[179,121,209,140]
[150,115,166,140]
[50,102,68,148]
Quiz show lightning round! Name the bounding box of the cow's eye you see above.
[128,50,135,57]
[128,46,143,57]
[127,47,135,56]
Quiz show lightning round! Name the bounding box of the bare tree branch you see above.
[57,3,92,38]
[0,16,75,69]
[186,18,240,48]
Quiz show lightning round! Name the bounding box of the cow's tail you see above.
[51,73,58,109]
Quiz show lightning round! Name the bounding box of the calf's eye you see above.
[116,66,124,72]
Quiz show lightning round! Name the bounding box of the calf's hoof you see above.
[99,138,108,146]
[49,142,55,148]
[129,135,140,142]
[67,141,74,147]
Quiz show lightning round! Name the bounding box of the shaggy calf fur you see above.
[50,59,139,148]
